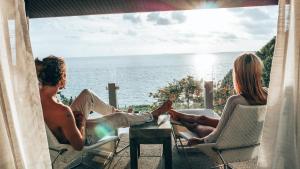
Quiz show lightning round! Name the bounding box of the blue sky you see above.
[29,5,278,58]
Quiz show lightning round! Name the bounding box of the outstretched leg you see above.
[70,89,115,118]
[168,109,201,124]
[70,89,172,145]
[190,125,215,138]
[169,109,219,128]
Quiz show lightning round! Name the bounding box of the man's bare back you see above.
[40,89,85,150]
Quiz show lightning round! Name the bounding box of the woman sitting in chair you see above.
[168,53,268,145]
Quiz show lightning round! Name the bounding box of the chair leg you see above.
[105,139,122,169]
[210,164,224,169]
[115,138,130,155]
[68,157,83,169]
[214,149,232,169]
[171,131,179,152]
[224,164,233,169]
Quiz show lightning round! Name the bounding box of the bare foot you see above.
[187,137,204,146]
[127,106,133,113]
[151,100,172,119]
[168,109,180,121]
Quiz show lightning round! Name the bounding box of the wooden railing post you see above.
[107,83,120,139]
[204,81,214,109]
[107,83,119,108]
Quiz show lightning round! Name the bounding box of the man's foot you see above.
[151,100,172,119]
[127,106,133,113]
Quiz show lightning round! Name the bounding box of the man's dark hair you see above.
[35,55,66,86]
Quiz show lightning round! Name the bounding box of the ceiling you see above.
[24,0,278,18]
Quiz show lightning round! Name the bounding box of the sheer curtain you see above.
[0,0,51,168]
[258,0,300,168]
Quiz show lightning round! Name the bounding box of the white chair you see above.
[171,109,220,152]
[172,105,267,169]
[45,125,119,169]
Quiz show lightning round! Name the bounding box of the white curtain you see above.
[258,0,300,168]
[0,0,51,168]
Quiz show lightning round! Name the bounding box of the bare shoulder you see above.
[49,103,74,123]
[58,105,73,118]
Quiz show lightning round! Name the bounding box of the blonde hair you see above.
[233,53,267,105]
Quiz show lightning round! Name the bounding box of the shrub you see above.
[57,91,73,105]
[149,75,204,109]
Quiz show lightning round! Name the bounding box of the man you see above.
[35,55,172,150]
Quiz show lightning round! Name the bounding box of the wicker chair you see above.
[45,125,119,169]
[171,105,267,169]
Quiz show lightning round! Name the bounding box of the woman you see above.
[35,55,172,150]
[169,53,268,145]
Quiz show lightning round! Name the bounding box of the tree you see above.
[149,75,204,109]
[57,91,73,105]
[256,37,276,87]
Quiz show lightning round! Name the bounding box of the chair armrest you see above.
[176,109,221,119]
[214,143,261,152]
[170,119,183,126]
[49,147,68,154]
[178,131,198,140]
[192,142,217,148]
[83,136,119,150]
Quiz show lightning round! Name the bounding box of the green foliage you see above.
[256,37,276,87]
[57,91,73,105]
[213,70,235,113]
[149,75,204,109]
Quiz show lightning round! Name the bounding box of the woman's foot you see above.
[187,137,204,146]
[151,100,172,119]
[168,109,180,121]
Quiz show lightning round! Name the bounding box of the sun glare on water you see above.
[191,54,216,81]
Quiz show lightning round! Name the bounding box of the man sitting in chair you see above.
[168,53,268,145]
[35,55,172,150]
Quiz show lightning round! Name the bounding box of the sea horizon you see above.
[62,51,243,107]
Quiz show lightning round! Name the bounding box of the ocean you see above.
[62,52,241,107]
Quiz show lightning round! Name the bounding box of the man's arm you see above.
[61,107,84,150]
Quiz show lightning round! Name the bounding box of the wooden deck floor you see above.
[75,134,256,169]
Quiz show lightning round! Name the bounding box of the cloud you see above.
[64,35,80,39]
[241,19,276,36]
[123,14,141,24]
[147,12,187,25]
[127,30,137,36]
[220,33,238,41]
[147,13,160,22]
[232,8,271,21]
[147,13,172,25]
[156,17,171,25]
[171,12,187,23]
[227,7,276,37]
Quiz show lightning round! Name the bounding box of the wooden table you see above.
[129,115,172,169]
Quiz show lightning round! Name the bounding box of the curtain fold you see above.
[0,0,51,168]
[258,0,300,168]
